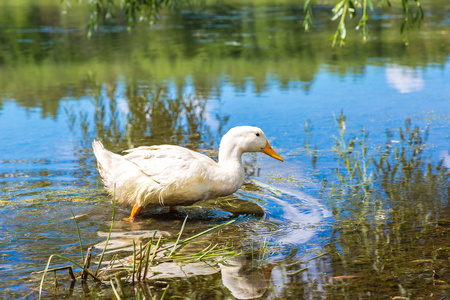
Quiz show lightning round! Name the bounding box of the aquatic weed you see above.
[36,186,238,299]
[303,113,450,298]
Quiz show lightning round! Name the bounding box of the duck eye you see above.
[256,133,260,137]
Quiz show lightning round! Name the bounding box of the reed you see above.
[37,194,238,299]
[94,188,117,276]
[70,208,85,263]
[302,113,450,298]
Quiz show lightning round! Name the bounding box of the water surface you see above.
[1,0,449,298]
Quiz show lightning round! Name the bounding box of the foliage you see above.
[304,0,424,46]
[64,0,424,45]
[63,0,199,37]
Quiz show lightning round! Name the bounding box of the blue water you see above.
[0,1,449,298]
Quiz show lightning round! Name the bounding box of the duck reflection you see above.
[219,255,268,299]
[94,227,271,300]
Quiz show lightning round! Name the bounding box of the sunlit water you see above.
[0,0,449,298]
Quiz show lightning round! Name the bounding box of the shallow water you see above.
[1,0,450,298]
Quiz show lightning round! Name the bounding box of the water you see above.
[1,0,449,298]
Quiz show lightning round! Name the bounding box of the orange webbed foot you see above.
[124,204,142,222]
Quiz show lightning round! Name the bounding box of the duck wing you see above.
[123,145,217,185]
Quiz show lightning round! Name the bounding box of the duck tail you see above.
[92,140,137,193]
[92,140,117,184]
[92,140,159,207]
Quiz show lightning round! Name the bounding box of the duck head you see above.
[219,126,284,162]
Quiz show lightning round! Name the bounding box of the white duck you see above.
[92,126,283,221]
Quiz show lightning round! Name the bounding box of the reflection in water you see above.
[2,1,449,117]
[94,224,270,299]
[94,230,171,254]
[220,255,267,299]
[440,150,450,169]
[1,0,450,298]
[82,78,222,150]
[385,64,424,93]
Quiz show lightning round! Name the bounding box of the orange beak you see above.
[261,141,284,162]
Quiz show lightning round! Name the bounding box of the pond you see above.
[0,0,449,298]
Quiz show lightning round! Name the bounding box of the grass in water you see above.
[302,113,450,298]
[36,192,238,299]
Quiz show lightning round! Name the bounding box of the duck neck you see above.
[218,142,244,169]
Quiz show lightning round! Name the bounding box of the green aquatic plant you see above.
[94,188,117,277]
[38,194,118,299]
[323,161,449,297]
[305,113,448,225]
[331,111,373,198]
[70,208,85,264]
[304,119,319,171]
[303,113,450,298]
[304,111,377,224]
[37,196,238,299]
[248,228,280,269]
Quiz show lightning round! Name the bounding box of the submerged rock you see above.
[193,197,265,216]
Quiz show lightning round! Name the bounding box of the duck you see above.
[92,126,283,221]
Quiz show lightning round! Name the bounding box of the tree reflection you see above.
[65,74,232,186]
[2,1,449,117]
